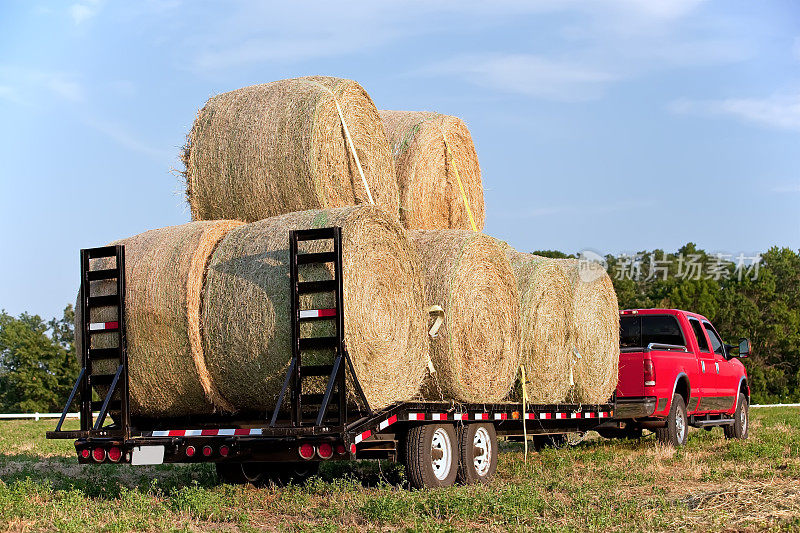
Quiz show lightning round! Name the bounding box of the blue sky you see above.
[1,0,798,319]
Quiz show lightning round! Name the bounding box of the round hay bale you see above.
[379,111,484,230]
[502,247,573,403]
[409,230,520,403]
[183,76,399,223]
[76,220,244,418]
[555,259,620,403]
[202,205,428,412]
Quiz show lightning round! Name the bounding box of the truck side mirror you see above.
[737,338,751,358]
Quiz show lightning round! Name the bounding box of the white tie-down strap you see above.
[570,348,583,387]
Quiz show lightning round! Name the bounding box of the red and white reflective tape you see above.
[453,412,468,421]
[354,429,371,444]
[600,411,610,418]
[585,412,596,418]
[474,413,489,421]
[539,413,552,420]
[299,309,336,319]
[494,413,508,421]
[89,321,118,331]
[408,412,424,421]
[571,412,582,419]
[431,413,447,421]
[378,415,397,430]
[150,428,263,437]
[555,412,567,420]
[525,413,535,420]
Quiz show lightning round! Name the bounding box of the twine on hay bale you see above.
[379,111,484,230]
[554,258,620,403]
[502,246,573,403]
[409,230,520,403]
[76,220,244,417]
[183,76,399,223]
[202,205,428,412]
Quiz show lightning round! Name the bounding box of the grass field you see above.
[0,408,799,531]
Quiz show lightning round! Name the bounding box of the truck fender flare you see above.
[734,377,749,411]
[670,372,690,410]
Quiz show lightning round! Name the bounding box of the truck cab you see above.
[614,309,751,446]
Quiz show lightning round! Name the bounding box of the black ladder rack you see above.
[49,245,130,439]
[270,227,369,428]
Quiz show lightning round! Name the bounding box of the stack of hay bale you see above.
[83,75,619,418]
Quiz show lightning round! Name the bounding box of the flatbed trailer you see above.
[47,227,619,488]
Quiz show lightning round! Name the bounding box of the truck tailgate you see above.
[617,351,645,397]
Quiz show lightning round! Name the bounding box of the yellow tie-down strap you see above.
[439,128,478,232]
[328,88,375,206]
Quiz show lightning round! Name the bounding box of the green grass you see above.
[1,409,799,531]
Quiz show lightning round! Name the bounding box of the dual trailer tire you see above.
[404,423,498,489]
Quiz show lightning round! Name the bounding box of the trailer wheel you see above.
[724,393,749,440]
[456,423,497,485]
[656,394,688,447]
[215,462,264,485]
[404,424,458,489]
[263,462,320,486]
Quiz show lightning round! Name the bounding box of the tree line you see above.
[1,243,798,411]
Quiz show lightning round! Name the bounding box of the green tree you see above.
[0,306,78,412]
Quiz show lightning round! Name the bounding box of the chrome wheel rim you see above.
[740,403,747,434]
[431,428,453,481]
[676,411,686,443]
[473,427,491,476]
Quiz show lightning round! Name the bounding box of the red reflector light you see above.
[80,449,91,459]
[298,443,314,460]
[92,448,106,462]
[108,446,122,463]
[219,445,230,457]
[202,446,213,457]
[317,443,333,460]
[335,443,346,455]
[185,446,196,457]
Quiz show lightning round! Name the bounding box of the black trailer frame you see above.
[48,229,618,468]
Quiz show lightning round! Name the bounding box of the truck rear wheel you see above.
[724,393,749,440]
[215,462,265,485]
[655,394,688,447]
[456,423,497,485]
[404,424,458,489]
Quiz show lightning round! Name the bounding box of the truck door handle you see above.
[701,361,705,372]
[715,362,719,374]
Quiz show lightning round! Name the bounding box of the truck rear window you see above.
[620,315,686,350]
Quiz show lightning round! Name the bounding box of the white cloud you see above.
[47,78,84,102]
[424,54,616,102]
[69,1,102,25]
[671,95,800,132]
[81,115,171,160]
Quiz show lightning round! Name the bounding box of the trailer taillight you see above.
[335,443,347,455]
[92,448,106,462]
[80,448,91,460]
[317,443,333,460]
[202,446,213,457]
[108,447,122,463]
[298,443,314,460]
[644,359,656,387]
[219,445,230,457]
[185,446,196,457]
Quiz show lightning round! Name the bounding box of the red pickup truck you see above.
[611,309,751,446]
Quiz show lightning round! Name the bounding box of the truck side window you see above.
[703,323,725,356]
[620,316,641,349]
[689,319,710,352]
[641,315,685,347]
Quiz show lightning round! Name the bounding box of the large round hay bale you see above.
[555,259,620,403]
[203,206,428,412]
[379,111,484,230]
[183,76,399,223]
[502,247,573,403]
[409,230,520,403]
[76,220,244,418]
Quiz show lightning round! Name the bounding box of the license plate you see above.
[131,445,164,465]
